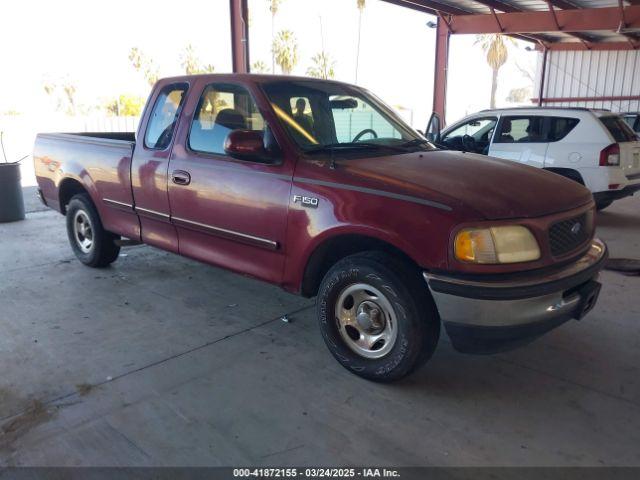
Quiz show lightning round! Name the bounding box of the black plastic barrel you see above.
[0,163,26,222]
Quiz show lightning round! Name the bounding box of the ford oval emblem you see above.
[571,222,582,235]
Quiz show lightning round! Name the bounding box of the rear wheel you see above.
[316,251,440,382]
[66,194,120,268]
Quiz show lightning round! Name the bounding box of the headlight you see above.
[454,226,541,264]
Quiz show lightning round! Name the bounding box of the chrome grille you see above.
[548,213,590,257]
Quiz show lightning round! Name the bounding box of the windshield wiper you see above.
[305,142,407,154]
[399,138,431,149]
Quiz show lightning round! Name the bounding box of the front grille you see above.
[548,213,590,257]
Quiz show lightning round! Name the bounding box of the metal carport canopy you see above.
[228,0,640,119]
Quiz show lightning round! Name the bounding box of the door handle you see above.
[171,170,191,186]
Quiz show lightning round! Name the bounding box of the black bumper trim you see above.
[444,314,573,354]
[593,184,640,202]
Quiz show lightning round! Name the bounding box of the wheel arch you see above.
[299,232,420,298]
[58,177,92,214]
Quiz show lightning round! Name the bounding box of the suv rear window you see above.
[599,116,637,142]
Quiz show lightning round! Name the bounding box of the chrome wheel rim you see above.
[335,283,398,359]
[73,210,94,253]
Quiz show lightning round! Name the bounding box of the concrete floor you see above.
[1,189,639,467]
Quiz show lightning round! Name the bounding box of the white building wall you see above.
[535,49,640,112]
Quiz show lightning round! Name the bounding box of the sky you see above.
[0,0,539,128]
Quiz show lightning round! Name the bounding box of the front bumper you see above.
[424,239,608,354]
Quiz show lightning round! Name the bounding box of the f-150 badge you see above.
[293,195,319,208]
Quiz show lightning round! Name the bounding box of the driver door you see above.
[440,116,498,155]
[167,80,293,285]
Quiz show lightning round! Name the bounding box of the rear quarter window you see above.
[599,116,637,142]
[548,117,580,142]
[145,83,188,150]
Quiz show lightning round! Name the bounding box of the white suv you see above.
[426,108,640,210]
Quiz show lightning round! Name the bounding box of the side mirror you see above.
[224,130,272,162]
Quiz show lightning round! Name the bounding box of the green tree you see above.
[252,60,269,73]
[355,0,365,83]
[105,94,145,116]
[269,0,284,73]
[474,34,514,108]
[272,30,298,75]
[180,44,215,75]
[128,47,159,87]
[306,52,335,79]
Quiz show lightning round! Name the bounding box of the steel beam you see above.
[432,16,450,122]
[539,94,640,103]
[448,6,640,34]
[381,0,470,16]
[537,48,548,107]
[230,0,250,73]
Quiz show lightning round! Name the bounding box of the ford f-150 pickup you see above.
[34,74,607,382]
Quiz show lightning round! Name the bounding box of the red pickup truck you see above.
[34,74,607,381]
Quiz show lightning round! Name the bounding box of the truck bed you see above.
[33,132,139,240]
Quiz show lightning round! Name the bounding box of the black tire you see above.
[66,193,120,268]
[316,251,440,382]
[595,199,613,211]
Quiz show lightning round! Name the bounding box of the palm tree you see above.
[180,44,215,75]
[474,34,513,108]
[128,47,159,87]
[355,0,365,83]
[272,30,298,74]
[252,60,269,73]
[306,52,336,79]
[269,0,284,73]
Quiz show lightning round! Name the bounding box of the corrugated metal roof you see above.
[384,0,639,46]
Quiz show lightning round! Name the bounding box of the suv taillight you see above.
[599,143,620,166]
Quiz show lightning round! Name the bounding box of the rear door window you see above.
[144,84,188,150]
[600,116,637,142]
[494,116,546,143]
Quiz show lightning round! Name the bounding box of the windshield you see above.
[261,80,433,155]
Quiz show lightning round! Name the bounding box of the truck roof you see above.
[156,73,358,88]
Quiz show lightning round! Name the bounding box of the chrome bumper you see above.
[424,239,607,353]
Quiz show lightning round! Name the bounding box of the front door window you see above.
[440,117,497,154]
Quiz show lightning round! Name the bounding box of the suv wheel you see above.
[66,194,120,268]
[317,251,440,382]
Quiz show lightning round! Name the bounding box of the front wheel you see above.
[66,193,120,268]
[316,252,440,382]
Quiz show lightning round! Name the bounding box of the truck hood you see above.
[339,150,593,220]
